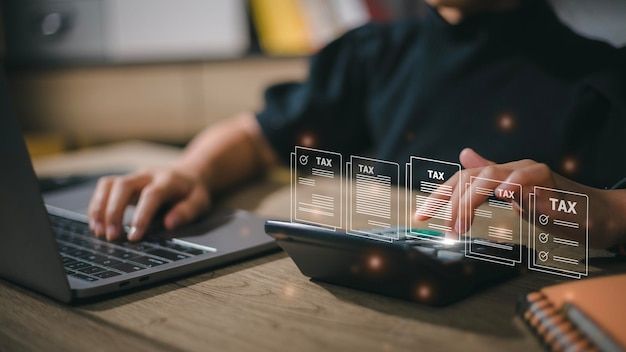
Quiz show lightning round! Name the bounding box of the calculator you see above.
[265,220,520,306]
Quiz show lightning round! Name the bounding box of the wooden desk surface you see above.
[2,142,624,352]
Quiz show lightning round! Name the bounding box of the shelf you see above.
[8,56,308,146]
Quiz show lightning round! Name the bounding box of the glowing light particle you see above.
[497,113,515,133]
[367,255,382,271]
[562,157,578,175]
[298,132,316,147]
[416,283,432,301]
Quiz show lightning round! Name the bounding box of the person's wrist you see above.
[172,159,211,187]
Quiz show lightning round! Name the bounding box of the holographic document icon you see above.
[407,157,461,241]
[291,146,342,229]
[465,177,523,266]
[347,156,400,241]
[528,186,588,279]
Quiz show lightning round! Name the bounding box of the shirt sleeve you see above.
[256,25,379,164]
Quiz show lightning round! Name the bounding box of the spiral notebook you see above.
[517,274,626,351]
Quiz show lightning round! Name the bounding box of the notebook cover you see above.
[519,274,626,351]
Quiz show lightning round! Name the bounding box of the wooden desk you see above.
[2,142,623,352]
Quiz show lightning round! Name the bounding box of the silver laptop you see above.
[0,74,276,303]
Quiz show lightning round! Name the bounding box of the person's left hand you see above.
[414,148,624,248]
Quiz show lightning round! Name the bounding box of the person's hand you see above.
[415,148,624,248]
[87,167,210,242]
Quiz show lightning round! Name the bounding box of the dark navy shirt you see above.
[256,0,625,188]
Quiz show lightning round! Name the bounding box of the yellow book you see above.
[250,0,313,55]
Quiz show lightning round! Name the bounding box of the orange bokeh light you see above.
[298,132,316,147]
[368,255,382,271]
[497,113,516,133]
[562,156,578,174]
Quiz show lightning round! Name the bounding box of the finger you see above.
[414,171,461,221]
[455,159,536,223]
[459,148,495,169]
[87,176,114,237]
[454,166,513,234]
[495,163,554,212]
[128,176,190,241]
[446,167,485,235]
[163,188,210,230]
[453,159,538,234]
[414,166,484,226]
[416,148,495,223]
[104,173,151,241]
[416,157,533,222]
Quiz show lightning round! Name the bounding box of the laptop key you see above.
[61,256,77,264]
[66,261,90,270]
[60,234,86,244]
[147,248,190,261]
[110,262,144,273]
[57,244,74,254]
[81,241,105,251]
[78,265,106,274]
[122,243,155,252]
[83,253,109,263]
[106,249,136,260]
[56,233,73,242]
[129,256,168,267]
[92,257,124,267]
[67,248,93,259]
[93,270,122,279]
[68,271,99,282]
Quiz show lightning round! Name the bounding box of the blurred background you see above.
[1,0,625,157]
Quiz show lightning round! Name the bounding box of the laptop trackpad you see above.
[161,210,271,253]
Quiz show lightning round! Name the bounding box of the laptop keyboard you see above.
[50,214,209,282]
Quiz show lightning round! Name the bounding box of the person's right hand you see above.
[87,167,210,242]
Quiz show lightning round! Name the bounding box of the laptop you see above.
[0,73,276,303]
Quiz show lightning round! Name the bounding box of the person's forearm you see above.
[174,112,278,192]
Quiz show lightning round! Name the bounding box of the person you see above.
[87,0,626,248]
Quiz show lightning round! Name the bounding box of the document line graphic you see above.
[419,181,453,197]
[488,226,513,241]
[407,156,461,241]
[552,237,579,247]
[552,219,579,229]
[415,197,452,221]
[298,194,335,217]
[475,187,493,197]
[487,199,513,210]
[348,156,400,242]
[472,239,512,251]
[356,174,392,219]
[466,177,522,266]
[474,208,492,219]
[291,146,342,230]
[528,186,589,279]
[312,168,334,178]
[297,177,315,187]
